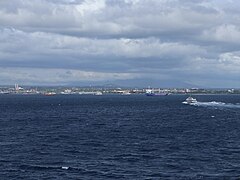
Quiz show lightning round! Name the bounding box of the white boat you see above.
[44,92,56,96]
[94,91,103,96]
[183,96,197,104]
[122,91,131,95]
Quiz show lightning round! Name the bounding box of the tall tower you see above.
[15,84,19,91]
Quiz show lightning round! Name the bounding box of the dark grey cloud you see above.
[0,0,239,87]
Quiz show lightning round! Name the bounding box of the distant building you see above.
[15,84,19,91]
[185,88,190,93]
[15,84,23,91]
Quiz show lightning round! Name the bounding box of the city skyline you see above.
[0,0,240,88]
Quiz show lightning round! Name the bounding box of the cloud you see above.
[0,0,222,38]
[0,28,207,73]
[0,67,139,85]
[219,52,240,64]
[202,24,240,44]
[0,0,239,87]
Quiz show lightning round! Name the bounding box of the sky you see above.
[0,0,239,88]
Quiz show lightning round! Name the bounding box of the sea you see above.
[0,94,240,179]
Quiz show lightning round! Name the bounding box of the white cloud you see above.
[219,52,240,64]
[202,24,240,44]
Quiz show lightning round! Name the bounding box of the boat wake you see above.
[187,101,240,108]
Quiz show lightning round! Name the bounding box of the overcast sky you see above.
[0,0,239,87]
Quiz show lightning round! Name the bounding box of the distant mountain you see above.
[64,78,200,89]
[107,78,200,88]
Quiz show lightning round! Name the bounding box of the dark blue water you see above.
[0,94,240,179]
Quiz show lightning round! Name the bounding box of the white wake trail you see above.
[189,101,240,108]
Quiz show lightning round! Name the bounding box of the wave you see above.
[187,101,240,108]
[19,164,125,178]
[19,164,69,171]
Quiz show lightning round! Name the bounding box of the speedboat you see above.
[184,96,197,104]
